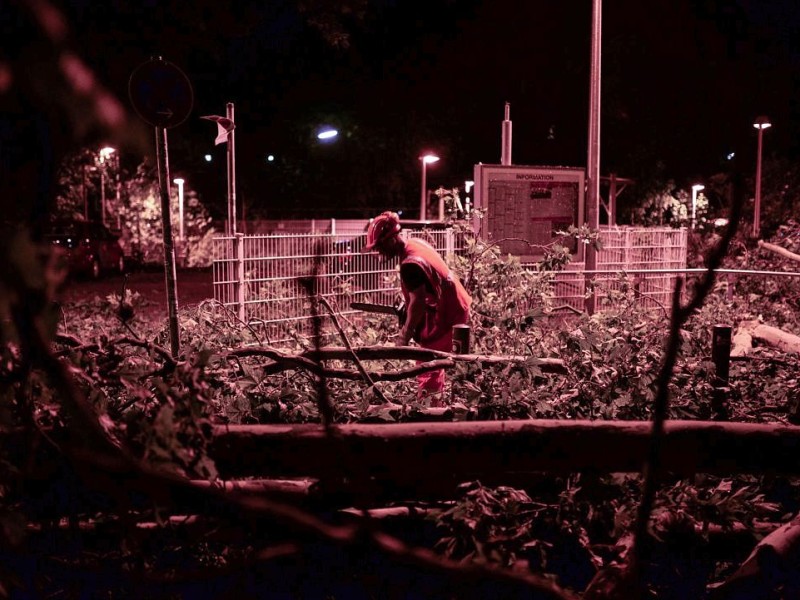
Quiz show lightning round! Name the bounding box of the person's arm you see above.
[399,284,427,345]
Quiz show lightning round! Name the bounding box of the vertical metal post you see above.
[155,127,180,358]
[445,227,455,257]
[753,126,764,238]
[584,0,602,314]
[501,102,512,166]
[115,163,122,231]
[712,324,732,419]
[712,325,732,385]
[100,170,106,226]
[451,325,471,354]
[227,102,237,235]
[82,165,88,220]
[420,160,427,221]
[609,173,617,226]
[234,232,246,322]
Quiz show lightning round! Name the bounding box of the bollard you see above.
[712,325,732,385]
[712,324,732,420]
[452,324,471,354]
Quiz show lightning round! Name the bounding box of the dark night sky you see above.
[25,0,800,217]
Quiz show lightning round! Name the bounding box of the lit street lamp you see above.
[317,127,338,141]
[419,153,440,220]
[173,178,185,240]
[691,184,704,229]
[752,115,772,238]
[98,146,116,227]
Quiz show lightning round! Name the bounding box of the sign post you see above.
[129,57,193,358]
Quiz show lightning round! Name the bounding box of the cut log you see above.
[752,324,800,355]
[711,513,800,599]
[731,320,758,357]
[732,321,800,356]
[758,240,800,264]
[208,420,800,485]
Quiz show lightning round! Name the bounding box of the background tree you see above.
[757,157,800,239]
[52,151,217,267]
[118,161,217,267]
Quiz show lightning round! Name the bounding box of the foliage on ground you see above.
[2,221,800,597]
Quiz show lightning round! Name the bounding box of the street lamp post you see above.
[98,147,116,226]
[691,184,705,229]
[752,115,771,238]
[173,178,185,240]
[419,153,440,220]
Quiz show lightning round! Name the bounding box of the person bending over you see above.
[364,211,471,400]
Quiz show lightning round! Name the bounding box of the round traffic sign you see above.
[128,57,194,129]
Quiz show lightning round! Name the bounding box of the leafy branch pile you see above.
[0,217,797,597]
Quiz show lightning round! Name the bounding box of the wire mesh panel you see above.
[211,236,237,310]
[213,224,687,343]
[542,226,688,312]
[595,226,687,310]
[212,227,463,344]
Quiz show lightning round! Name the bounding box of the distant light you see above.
[267,154,275,162]
[173,178,184,185]
[465,180,474,193]
[204,154,212,162]
[753,115,772,130]
[714,218,729,227]
[692,184,705,192]
[420,153,440,164]
[726,152,735,160]
[317,128,338,140]
[99,146,116,162]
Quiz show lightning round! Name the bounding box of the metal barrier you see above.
[211,225,459,343]
[212,224,687,343]
[549,226,688,311]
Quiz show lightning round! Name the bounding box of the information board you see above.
[473,165,585,262]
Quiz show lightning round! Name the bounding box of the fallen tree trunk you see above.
[752,324,800,355]
[228,345,567,380]
[711,513,800,599]
[758,240,800,264]
[208,420,800,484]
[731,321,756,357]
[732,320,800,356]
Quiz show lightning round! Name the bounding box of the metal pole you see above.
[235,232,245,322]
[176,179,185,240]
[501,102,512,166]
[609,173,617,226]
[115,158,122,231]
[420,160,427,220]
[584,0,602,314]
[82,165,88,220]
[100,170,106,226]
[712,324,732,419]
[753,127,764,238]
[712,325,732,386]
[227,102,237,235]
[155,126,181,358]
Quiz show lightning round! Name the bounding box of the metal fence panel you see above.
[547,226,688,311]
[212,224,687,343]
[212,225,463,343]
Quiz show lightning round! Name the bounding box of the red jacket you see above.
[400,238,471,344]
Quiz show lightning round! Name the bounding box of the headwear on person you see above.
[364,211,401,250]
